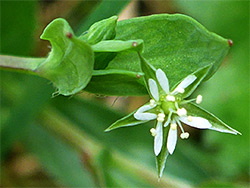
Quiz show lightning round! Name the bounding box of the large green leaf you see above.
[100,14,230,95]
[23,124,95,187]
[36,18,94,96]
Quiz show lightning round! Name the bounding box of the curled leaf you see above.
[36,18,94,96]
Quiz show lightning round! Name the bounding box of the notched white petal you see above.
[154,122,163,156]
[148,79,159,101]
[156,69,169,94]
[179,116,212,129]
[167,128,177,155]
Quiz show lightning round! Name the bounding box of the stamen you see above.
[166,95,175,102]
[177,108,187,116]
[150,99,156,107]
[150,128,157,136]
[196,95,203,104]
[170,123,177,130]
[157,113,165,122]
[176,119,185,133]
[187,116,193,122]
[164,111,173,127]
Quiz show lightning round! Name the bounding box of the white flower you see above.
[134,69,211,156]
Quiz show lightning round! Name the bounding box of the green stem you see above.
[0,55,45,74]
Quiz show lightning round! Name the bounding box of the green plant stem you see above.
[0,55,44,74]
[39,107,192,188]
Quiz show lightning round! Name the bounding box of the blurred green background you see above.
[0,1,249,187]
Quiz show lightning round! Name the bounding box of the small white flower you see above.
[134,68,212,156]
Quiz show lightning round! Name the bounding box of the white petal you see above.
[179,116,212,129]
[167,127,177,155]
[172,75,197,94]
[134,112,157,121]
[136,104,155,113]
[156,69,169,94]
[148,79,159,101]
[154,122,163,156]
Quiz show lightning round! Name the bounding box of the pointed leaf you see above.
[173,64,213,98]
[156,126,169,178]
[36,18,94,96]
[80,16,118,44]
[105,110,148,132]
[182,103,241,135]
[85,69,146,96]
[104,14,230,95]
[92,39,143,53]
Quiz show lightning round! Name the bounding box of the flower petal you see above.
[154,122,163,156]
[136,104,156,113]
[156,69,169,94]
[148,79,159,101]
[172,75,197,94]
[134,112,157,121]
[167,126,177,155]
[179,116,212,129]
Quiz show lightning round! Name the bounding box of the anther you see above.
[150,128,157,136]
[196,95,203,104]
[166,95,175,102]
[180,132,189,139]
[136,74,141,79]
[228,39,233,47]
[187,116,193,122]
[177,108,187,116]
[150,99,155,107]
[157,113,165,122]
[170,123,177,130]
[176,87,185,94]
[132,42,138,47]
[66,32,73,39]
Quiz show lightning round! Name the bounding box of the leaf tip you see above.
[228,39,233,47]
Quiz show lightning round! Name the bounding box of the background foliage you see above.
[1,1,249,187]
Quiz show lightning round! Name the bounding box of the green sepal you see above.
[173,64,213,99]
[182,103,241,135]
[36,18,94,96]
[92,39,143,53]
[81,16,118,45]
[105,110,148,132]
[156,126,169,178]
[138,53,157,96]
[85,69,146,96]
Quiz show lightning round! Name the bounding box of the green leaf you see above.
[36,18,94,96]
[156,126,169,178]
[80,16,118,44]
[104,14,230,95]
[85,69,147,96]
[92,39,143,53]
[182,102,241,135]
[174,64,213,99]
[23,123,95,187]
[105,110,147,132]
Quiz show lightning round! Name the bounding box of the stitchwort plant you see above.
[0,13,242,180]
